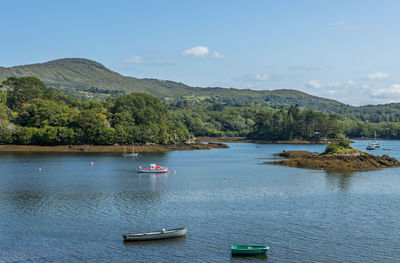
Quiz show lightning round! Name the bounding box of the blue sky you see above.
[1,0,400,105]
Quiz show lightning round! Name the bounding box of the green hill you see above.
[0,58,344,111]
[0,58,197,100]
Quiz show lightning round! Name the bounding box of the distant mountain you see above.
[0,58,344,111]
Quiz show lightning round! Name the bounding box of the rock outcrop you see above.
[270,150,400,171]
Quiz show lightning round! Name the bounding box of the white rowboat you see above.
[123,227,187,241]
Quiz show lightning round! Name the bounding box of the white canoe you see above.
[123,227,187,241]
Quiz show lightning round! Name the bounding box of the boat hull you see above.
[231,245,269,255]
[123,153,139,157]
[123,227,187,241]
[137,168,168,173]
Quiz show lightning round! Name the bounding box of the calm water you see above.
[1,140,400,262]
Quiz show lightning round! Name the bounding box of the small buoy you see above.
[167,171,170,174]
[224,177,227,180]
[173,171,176,174]
[38,168,41,172]
[90,162,94,166]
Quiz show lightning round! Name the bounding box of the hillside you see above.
[0,58,197,100]
[0,58,344,111]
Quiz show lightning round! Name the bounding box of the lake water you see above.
[1,140,400,262]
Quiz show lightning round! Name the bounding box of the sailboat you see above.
[366,143,376,150]
[122,146,139,157]
[367,131,380,150]
[372,131,380,148]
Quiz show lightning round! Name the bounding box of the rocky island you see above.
[270,136,400,171]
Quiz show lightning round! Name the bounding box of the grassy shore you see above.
[0,142,228,153]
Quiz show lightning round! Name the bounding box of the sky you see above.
[1,0,400,105]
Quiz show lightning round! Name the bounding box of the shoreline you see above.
[350,137,397,140]
[196,137,336,144]
[0,143,228,153]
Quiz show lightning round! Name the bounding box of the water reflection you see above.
[122,236,187,246]
[324,171,355,192]
[139,152,168,158]
[231,253,268,261]
[2,173,167,219]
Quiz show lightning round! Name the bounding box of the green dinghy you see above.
[231,245,269,255]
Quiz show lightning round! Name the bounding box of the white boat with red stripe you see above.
[137,163,168,173]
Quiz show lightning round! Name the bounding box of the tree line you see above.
[1,76,399,145]
[247,105,339,140]
[0,77,189,145]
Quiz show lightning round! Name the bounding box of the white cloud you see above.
[238,73,284,82]
[123,56,166,65]
[372,84,400,99]
[253,74,269,81]
[344,26,357,31]
[213,51,225,59]
[289,65,323,71]
[182,46,209,57]
[124,56,146,64]
[238,74,269,81]
[325,81,355,88]
[329,20,345,26]
[327,81,341,88]
[366,72,389,80]
[307,80,356,90]
[346,80,357,86]
[327,90,337,95]
[306,80,322,89]
[303,80,400,105]
[329,20,356,30]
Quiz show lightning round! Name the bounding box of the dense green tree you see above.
[0,104,14,143]
[0,91,6,105]
[2,77,57,111]
[248,106,339,140]
[71,109,114,144]
[17,98,70,127]
[110,93,169,143]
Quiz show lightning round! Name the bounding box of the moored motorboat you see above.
[123,227,187,241]
[137,163,168,173]
[231,245,269,255]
